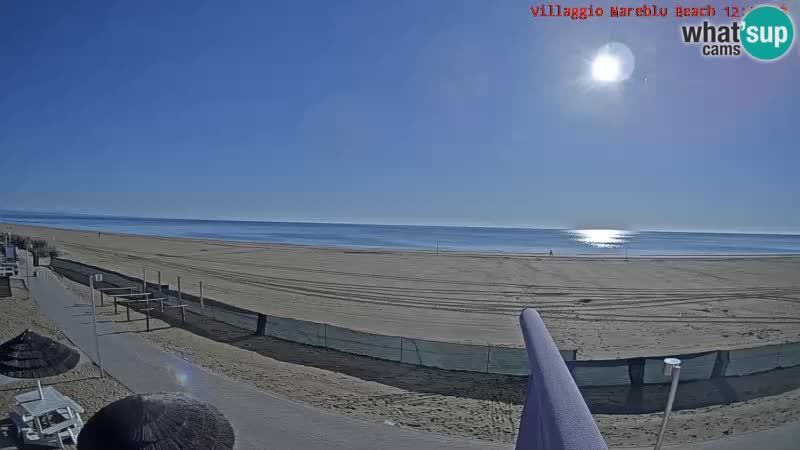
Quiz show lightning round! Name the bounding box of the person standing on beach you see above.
[549,249,553,256]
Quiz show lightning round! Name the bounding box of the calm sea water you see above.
[2,211,800,255]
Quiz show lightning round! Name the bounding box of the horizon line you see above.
[1,208,799,236]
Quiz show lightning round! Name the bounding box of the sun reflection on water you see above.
[567,229,634,249]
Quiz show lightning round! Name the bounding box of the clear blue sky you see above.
[2,1,798,232]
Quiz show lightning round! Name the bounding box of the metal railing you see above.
[515,308,607,450]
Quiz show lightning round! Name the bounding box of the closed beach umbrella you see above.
[0,329,80,397]
[78,392,235,450]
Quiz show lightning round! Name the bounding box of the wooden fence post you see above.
[256,314,267,336]
[711,351,730,378]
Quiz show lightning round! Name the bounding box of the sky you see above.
[1,1,798,232]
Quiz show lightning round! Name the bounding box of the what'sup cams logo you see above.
[681,5,795,60]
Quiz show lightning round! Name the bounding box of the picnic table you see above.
[109,292,151,315]
[96,286,136,306]
[117,296,185,328]
[11,386,84,449]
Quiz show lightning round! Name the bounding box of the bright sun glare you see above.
[569,229,633,248]
[591,55,621,82]
[584,42,635,87]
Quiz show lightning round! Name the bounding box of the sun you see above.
[591,54,621,82]
[584,42,635,87]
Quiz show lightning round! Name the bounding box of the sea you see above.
[2,211,800,256]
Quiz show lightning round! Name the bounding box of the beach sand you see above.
[51,269,800,446]
[6,223,800,359]
[0,278,130,450]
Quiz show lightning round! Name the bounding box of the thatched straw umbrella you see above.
[0,329,80,398]
[78,392,235,450]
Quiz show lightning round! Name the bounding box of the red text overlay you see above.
[530,4,789,20]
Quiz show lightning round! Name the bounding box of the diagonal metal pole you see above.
[655,358,681,450]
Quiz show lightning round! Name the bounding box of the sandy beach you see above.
[4,225,800,446]
[5,223,800,359]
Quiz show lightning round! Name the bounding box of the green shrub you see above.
[7,234,59,258]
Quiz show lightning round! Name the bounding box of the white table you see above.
[13,386,84,448]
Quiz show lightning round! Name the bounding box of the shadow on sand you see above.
[0,278,12,299]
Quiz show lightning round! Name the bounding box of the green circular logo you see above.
[741,6,795,61]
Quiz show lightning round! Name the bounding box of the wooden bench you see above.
[97,287,136,307]
[40,417,80,449]
[40,416,79,435]
[109,292,151,314]
[9,411,29,440]
[116,296,156,321]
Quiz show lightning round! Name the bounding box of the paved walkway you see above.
[26,266,509,450]
[622,420,800,450]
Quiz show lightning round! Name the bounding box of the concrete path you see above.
[25,265,509,450]
[621,420,800,450]
[671,421,800,450]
